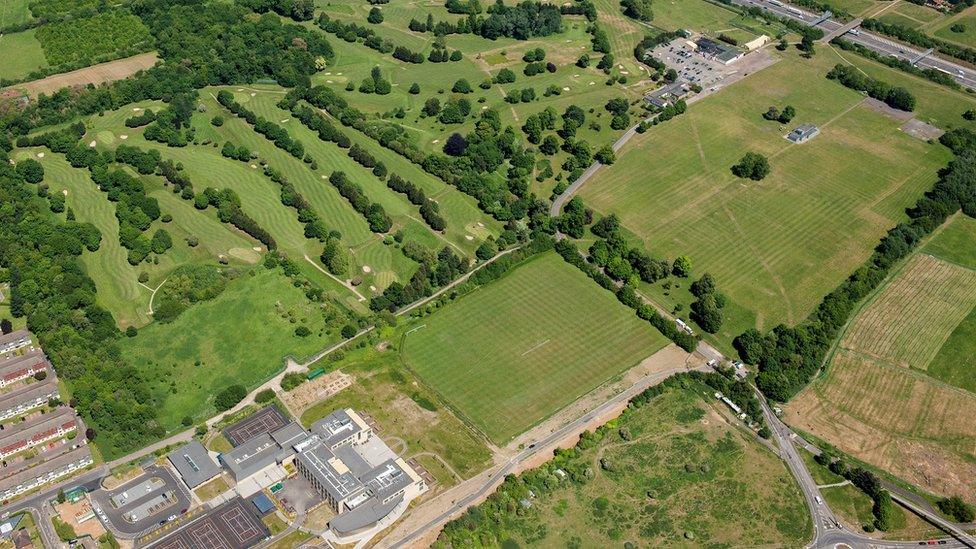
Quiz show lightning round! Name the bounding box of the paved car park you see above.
[90,465,191,537]
[649,37,735,89]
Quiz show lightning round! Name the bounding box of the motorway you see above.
[728,0,976,88]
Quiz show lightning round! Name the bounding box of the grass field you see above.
[401,252,668,444]
[786,217,976,498]
[582,49,952,334]
[120,268,347,430]
[0,0,31,28]
[931,6,976,47]
[0,29,49,81]
[877,1,946,29]
[438,385,810,547]
[839,253,976,371]
[301,342,492,482]
[922,210,976,269]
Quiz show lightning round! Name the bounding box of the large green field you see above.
[581,49,952,333]
[436,385,811,547]
[401,252,668,444]
[0,0,31,28]
[120,268,348,430]
[0,29,49,81]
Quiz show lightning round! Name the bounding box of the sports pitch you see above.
[401,252,668,444]
[581,51,953,332]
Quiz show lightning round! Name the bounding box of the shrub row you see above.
[826,64,916,111]
[328,171,392,233]
[216,90,305,159]
[387,173,446,230]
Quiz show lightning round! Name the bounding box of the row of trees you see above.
[736,129,976,401]
[831,38,960,90]
[328,171,392,233]
[370,246,469,311]
[826,64,916,112]
[235,0,314,21]
[387,174,447,231]
[216,90,307,159]
[317,13,428,64]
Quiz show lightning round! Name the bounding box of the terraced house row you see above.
[0,330,93,503]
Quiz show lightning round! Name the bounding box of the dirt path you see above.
[138,276,169,316]
[303,253,367,302]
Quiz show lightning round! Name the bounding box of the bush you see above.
[937,496,976,523]
[295,326,311,337]
[214,385,247,411]
[341,324,358,338]
[255,389,276,404]
[281,372,305,391]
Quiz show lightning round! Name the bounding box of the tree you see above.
[762,106,780,121]
[444,132,468,156]
[341,324,358,338]
[320,237,348,276]
[540,135,559,155]
[621,0,653,20]
[255,389,276,404]
[295,326,311,337]
[476,237,497,260]
[151,229,173,254]
[937,496,976,523]
[181,415,193,426]
[690,273,716,297]
[214,385,247,411]
[292,0,314,20]
[799,35,815,55]
[494,68,516,83]
[368,7,384,23]
[16,159,44,184]
[776,37,788,51]
[423,97,441,116]
[0,319,11,335]
[778,105,796,123]
[591,213,619,238]
[125,325,137,337]
[965,109,976,121]
[672,255,692,277]
[731,152,770,180]
[594,144,615,165]
[58,488,67,504]
[409,83,421,94]
[576,53,590,68]
[452,79,472,93]
[691,293,723,333]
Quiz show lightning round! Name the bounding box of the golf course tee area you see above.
[401,252,669,444]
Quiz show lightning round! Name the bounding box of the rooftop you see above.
[0,445,91,495]
[220,421,308,481]
[0,379,59,413]
[0,351,47,378]
[0,331,31,350]
[167,440,220,489]
[311,409,369,448]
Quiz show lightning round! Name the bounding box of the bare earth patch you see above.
[6,52,159,98]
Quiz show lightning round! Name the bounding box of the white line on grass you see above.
[520,339,551,357]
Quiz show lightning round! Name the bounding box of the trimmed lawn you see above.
[932,6,976,47]
[120,268,347,431]
[401,252,668,444]
[0,0,31,28]
[582,50,951,333]
[923,213,976,269]
[0,28,49,81]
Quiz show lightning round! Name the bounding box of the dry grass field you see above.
[6,52,157,98]
[787,241,976,497]
[840,253,976,370]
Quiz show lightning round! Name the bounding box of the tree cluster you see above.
[217,90,307,158]
[690,273,724,333]
[236,0,314,21]
[730,152,770,180]
[143,93,197,147]
[762,104,795,124]
[826,64,916,112]
[371,246,469,311]
[124,109,156,128]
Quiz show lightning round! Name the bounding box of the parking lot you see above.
[90,465,192,537]
[649,37,736,89]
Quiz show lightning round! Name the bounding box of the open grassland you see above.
[582,50,951,332]
[877,1,946,29]
[787,225,976,498]
[121,268,345,430]
[445,386,810,547]
[931,5,976,47]
[825,44,976,131]
[401,252,668,444]
[923,210,976,269]
[649,0,784,40]
[839,253,976,371]
[0,29,48,81]
[786,351,976,498]
[301,343,492,482]
[0,0,30,27]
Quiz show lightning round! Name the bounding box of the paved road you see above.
[90,465,192,538]
[730,0,976,88]
[383,363,710,548]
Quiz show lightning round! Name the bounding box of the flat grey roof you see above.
[329,495,402,536]
[220,433,278,481]
[168,440,220,489]
[271,422,308,449]
[311,409,366,448]
[0,350,46,377]
[296,441,364,503]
